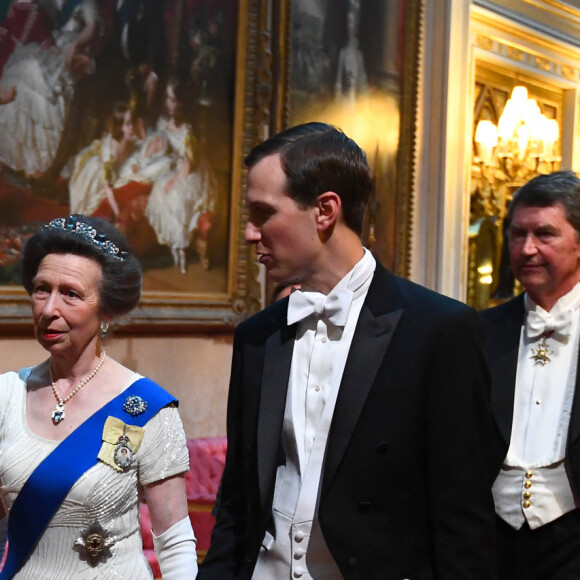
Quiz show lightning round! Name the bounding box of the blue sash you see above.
[0,377,176,579]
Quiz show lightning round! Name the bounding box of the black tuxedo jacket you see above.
[480,295,580,490]
[200,263,497,579]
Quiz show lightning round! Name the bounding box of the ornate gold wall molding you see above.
[522,0,580,22]
[473,30,580,83]
[472,7,580,62]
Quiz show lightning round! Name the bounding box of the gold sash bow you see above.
[98,416,145,472]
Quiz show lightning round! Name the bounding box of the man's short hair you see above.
[508,170,580,234]
[244,122,374,235]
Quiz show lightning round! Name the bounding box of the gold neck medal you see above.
[531,335,552,366]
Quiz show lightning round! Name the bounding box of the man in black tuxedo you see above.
[481,171,580,579]
[199,122,497,579]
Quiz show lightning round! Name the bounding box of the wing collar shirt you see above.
[493,282,580,529]
[252,248,376,579]
[286,247,376,472]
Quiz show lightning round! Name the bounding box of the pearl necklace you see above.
[50,351,106,424]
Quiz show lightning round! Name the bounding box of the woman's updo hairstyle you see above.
[21,214,142,317]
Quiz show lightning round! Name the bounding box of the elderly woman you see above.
[0,215,197,578]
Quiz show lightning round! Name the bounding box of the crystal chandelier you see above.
[474,85,560,178]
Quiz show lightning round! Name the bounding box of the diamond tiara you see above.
[45,216,127,261]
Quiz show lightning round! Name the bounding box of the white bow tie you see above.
[287,288,354,327]
[526,310,573,342]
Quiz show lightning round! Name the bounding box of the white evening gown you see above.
[0,0,98,175]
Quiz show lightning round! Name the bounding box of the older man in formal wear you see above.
[481,170,580,579]
[199,122,497,579]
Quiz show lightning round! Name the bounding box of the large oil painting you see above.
[0,0,420,330]
[0,0,260,331]
[287,0,419,275]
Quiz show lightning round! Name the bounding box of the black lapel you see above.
[256,318,295,508]
[322,304,402,495]
[321,265,402,495]
[567,341,580,447]
[483,296,524,447]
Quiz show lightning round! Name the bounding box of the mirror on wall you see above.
[467,62,563,310]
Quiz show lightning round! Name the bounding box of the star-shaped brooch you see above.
[74,521,114,567]
[531,336,552,366]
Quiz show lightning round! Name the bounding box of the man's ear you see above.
[316,191,341,232]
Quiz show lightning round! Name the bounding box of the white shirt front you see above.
[493,284,580,529]
[252,249,376,579]
[289,250,375,475]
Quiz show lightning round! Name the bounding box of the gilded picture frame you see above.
[0,0,420,332]
[281,0,421,277]
[0,0,263,333]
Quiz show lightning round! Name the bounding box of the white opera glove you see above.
[152,516,198,579]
